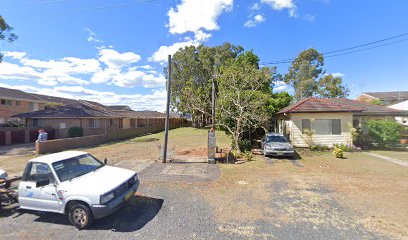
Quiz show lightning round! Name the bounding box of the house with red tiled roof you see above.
[276,97,406,147]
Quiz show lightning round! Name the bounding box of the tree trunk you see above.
[234,134,241,153]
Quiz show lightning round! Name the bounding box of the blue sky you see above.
[0,0,407,111]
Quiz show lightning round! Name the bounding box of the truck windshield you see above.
[266,136,288,143]
[52,154,104,182]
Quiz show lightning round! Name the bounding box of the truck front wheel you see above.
[68,202,94,229]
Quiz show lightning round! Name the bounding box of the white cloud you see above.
[84,28,103,43]
[194,30,212,42]
[331,72,345,78]
[2,51,27,60]
[98,48,141,69]
[0,83,168,112]
[261,0,296,17]
[274,80,289,91]
[249,3,260,10]
[148,40,198,63]
[244,14,265,28]
[167,0,234,34]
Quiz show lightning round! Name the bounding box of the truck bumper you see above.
[91,179,139,219]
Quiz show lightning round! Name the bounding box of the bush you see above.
[367,120,401,146]
[68,127,84,138]
[243,151,253,161]
[239,139,252,152]
[309,144,331,151]
[332,147,344,158]
[332,143,353,152]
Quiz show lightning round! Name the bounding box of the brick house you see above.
[13,101,184,139]
[276,97,406,147]
[0,87,47,126]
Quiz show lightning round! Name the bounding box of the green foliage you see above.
[367,120,401,146]
[268,92,293,114]
[243,151,254,162]
[239,139,252,152]
[332,143,353,152]
[216,50,274,152]
[317,74,350,98]
[332,147,344,158]
[284,48,349,100]
[370,99,383,105]
[309,144,331,151]
[68,127,84,138]
[303,129,314,147]
[0,16,17,62]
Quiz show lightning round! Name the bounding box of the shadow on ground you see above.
[265,151,304,167]
[7,195,163,232]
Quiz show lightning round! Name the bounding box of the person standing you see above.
[36,129,48,142]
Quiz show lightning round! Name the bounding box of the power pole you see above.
[211,78,215,129]
[163,55,172,163]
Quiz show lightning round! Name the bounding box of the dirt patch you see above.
[176,147,207,157]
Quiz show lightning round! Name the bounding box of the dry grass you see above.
[369,150,408,161]
[195,150,408,239]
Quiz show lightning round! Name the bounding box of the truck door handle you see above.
[26,186,32,189]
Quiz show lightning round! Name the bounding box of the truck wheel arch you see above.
[64,199,91,214]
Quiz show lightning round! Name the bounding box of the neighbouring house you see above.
[276,97,406,147]
[389,100,408,125]
[356,91,408,106]
[12,101,185,139]
[0,87,47,126]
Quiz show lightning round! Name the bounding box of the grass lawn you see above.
[369,150,408,161]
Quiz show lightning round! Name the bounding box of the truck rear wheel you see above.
[68,202,94,229]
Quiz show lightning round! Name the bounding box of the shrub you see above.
[332,143,353,152]
[239,139,252,152]
[68,127,84,138]
[367,120,401,146]
[310,144,331,151]
[332,147,344,158]
[243,151,253,161]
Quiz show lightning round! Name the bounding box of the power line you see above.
[262,32,408,65]
[11,0,160,19]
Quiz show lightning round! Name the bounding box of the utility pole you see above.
[211,78,215,129]
[162,55,172,163]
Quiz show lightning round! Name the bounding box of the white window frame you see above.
[301,119,342,135]
[89,119,101,129]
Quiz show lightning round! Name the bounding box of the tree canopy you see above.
[0,15,17,62]
[284,48,350,100]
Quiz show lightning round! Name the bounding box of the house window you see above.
[89,119,101,128]
[1,99,12,106]
[309,119,341,135]
[32,119,45,127]
[301,119,311,133]
[29,102,34,111]
[16,101,20,106]
[110,119,118,127]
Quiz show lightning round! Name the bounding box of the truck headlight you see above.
[100,192,114,204]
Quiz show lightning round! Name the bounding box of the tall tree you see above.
[268,92,293,114]
[216,51,273,152]
[284,48,324,100]
[167,43,243,127]
[284,48,350,99]
[0,15,17,62]
[317,74,350,98]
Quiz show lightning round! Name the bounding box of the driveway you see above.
[0,143,35,158]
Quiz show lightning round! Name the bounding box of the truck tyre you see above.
[68,202,94,229]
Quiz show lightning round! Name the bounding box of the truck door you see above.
[18,162,61,212]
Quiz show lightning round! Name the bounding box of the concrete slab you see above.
[139,162,220,183]
[365,152,408,167]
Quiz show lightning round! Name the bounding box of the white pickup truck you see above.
[14,150,139,229]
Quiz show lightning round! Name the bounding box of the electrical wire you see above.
[262,32,408,65]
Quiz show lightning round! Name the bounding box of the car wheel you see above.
[68,203,94,230]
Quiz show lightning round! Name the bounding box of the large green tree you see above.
[0,15,17,62]
[168,42,243,127]
[317,74,350,98]
[216,51,274,152]
[284,48,349,100]
[268,92,293,114]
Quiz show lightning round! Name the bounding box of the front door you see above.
[18,162,62,212]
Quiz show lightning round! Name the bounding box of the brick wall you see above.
[0,100,45,123]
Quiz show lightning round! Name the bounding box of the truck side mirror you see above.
[104,158,108,165]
